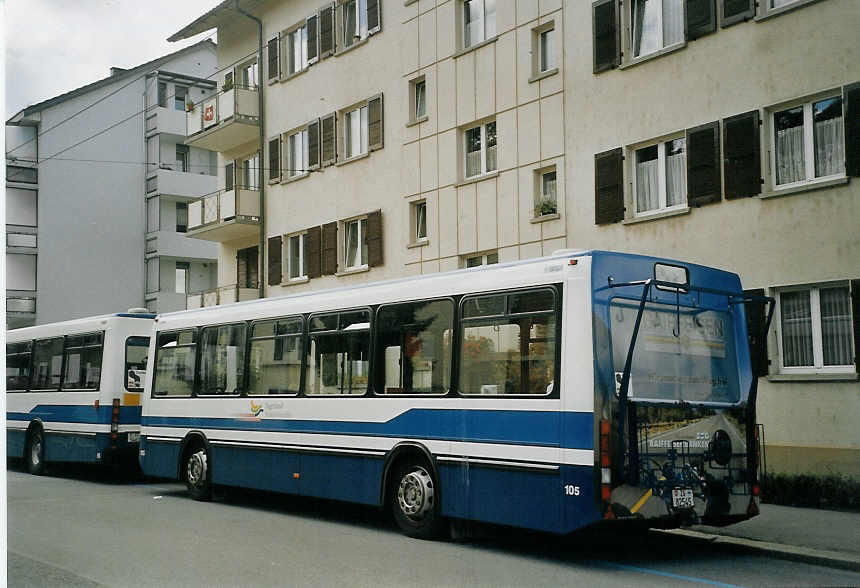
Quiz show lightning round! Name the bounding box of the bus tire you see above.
[25,428,46,476]
[389,460,444,539]
[183,444,212,501]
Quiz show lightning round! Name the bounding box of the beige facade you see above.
[174,0,859,475]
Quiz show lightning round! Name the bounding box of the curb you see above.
[655,528,860,573]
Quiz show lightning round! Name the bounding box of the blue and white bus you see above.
[139,251,771,537]
[6,312,155,474]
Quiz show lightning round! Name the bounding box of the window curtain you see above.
[486,123,497,172]
[636,159,660,212]
[665,148,687,206]
[775,125,805,185]
[465,127,482,177]
[662,0,684,47]
[814,115,844,178]
[780,291,814,367]
[346,222,359,267]
[820,287,853,366]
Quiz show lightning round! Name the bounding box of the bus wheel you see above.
[26,428,45,476]
[390,461,443,539]
[184,445,212,501]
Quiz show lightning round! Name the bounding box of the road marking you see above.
[630,489,653,513]
[597,561,745,587]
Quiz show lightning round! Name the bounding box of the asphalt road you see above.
[7,464,860,588]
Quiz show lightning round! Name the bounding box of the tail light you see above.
[599,419,613,518]
[111,398,120,443]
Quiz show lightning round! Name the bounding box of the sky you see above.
[5,0,221,118]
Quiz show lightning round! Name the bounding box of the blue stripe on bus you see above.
[6,405,142,425]
[141,409,594,449]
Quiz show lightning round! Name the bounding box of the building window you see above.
[344,104,369,159]
[465,252,498,268]
[158,82,167,108]
[287,233,309,279]
[286,128,309,178]
[631,0,684,59]
[237,246,259,289]
[535,168,558,217]
[238,153,260,190]
[175,262,189,294]
[412,200,427,242]
[343,0,368,48]
[176,202,188,233]
[175,145,189,172]
[463,0,496,49]
[410,77,426,121]
[238,60,259,88]
[287,25,308,75]
[344,218,368,269]
[777,284,855,374]
[464,121,497,179]
[537,25,555,73]
[633,137,687,215]
[174,86,187,111]
[772,96,844,189]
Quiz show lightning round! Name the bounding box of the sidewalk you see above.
[660,504,860,571]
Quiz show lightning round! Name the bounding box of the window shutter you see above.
[321,222,338,275]
[686,0,716,40]
[268,236,282,285]
[267,37,279,81]
[723,110,761,199]
[268,137,280,181]
[225,162,234,191]
[307,225,322,278]
[367,0,381,34]
[686,121,721,206]
[592,0,620,74]
[721,0,754,28]
[319,4,335,58]
[321,113,337,166]
[844,82,860,177]
[594,148,624,224]
[308,119,321,169]
[368,94,384,151]
[852,279,860,370]
[307,15,319,63]
[366,210,383,267]
[744,288,769,378]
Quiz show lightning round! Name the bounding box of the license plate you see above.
[672,488,694,508]
[127,432,140,443]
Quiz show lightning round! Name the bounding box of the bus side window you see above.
[30,337,65,391]
[153,330,196,397]
[62,332,103,390]
[198,324,246,396]
[376,299,453,395]
[459,289,557,396]
[306,310,370,395]
[248,318,302,395]
[6,341,32,391]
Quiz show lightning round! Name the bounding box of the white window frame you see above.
[628,0,686,61]
[343,104,369,160]
[286,232,308,280]
[768,93,846,192]
[238,152,261,190]
[630,134,688,218]
[285,127,310,179]
[534,166,559,218]
[463,252,498,268]
[343,217,368,270]
[286,24,309,76]
[758,0,821,18]
[774,282,856,375]
[412,200,428,243]
[341,0,369,49]
[463,120,497,180]
[538,25,555,73]
[175,262,189,295]
[462,0,496,49]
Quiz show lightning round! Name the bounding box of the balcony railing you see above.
[186,285,259,309]
[185,86,259,153]
[186,187,260,242]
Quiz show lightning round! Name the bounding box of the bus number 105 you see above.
[564,485,580,496]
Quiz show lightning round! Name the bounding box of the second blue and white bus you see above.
[6,312,155,474]
[139,250,771,537]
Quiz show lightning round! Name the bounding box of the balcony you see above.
[146,106,188,138]
[186,188,260,242]
[185,86,259,153]
[186,285,259,309]
[153,168,217,199]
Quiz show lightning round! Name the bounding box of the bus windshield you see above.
[609,299,740,404]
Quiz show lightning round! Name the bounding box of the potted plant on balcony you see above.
[221,77,233,92]
[534,197,558,218]
[185,96,195,112]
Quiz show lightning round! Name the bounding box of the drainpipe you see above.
[234,0,266,300]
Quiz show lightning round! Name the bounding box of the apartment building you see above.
[170,0,857,475]
[5,40,220,328]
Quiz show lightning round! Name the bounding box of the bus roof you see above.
[6,312,155,340]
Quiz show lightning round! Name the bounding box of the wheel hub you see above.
[397,467,434,520]
[187,451,207,487]
[31,438,42,465]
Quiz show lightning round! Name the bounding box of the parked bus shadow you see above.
[7,458,145,485]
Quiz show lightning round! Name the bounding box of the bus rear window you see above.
[126,337,150,391]
[609,299,740,404]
